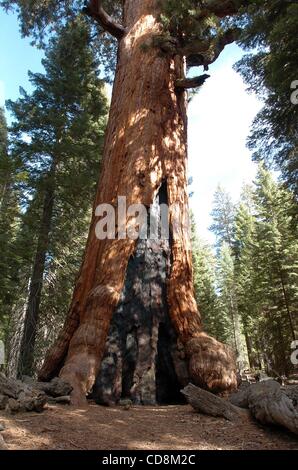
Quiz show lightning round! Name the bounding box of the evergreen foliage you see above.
[234,0,298,195]
[195,168,297,375]
[1,18,108,375]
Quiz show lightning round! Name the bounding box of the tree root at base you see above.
[186,333,238,394]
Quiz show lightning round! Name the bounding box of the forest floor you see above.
[0,403,297,450]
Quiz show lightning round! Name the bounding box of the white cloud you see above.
[188,63,262,243]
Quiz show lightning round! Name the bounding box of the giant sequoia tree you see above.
[1,0,255,406]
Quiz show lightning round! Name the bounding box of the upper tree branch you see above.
[197,0,247,18]
[175,74,210,90]
[186,28,240,69]
[84,0,126,40]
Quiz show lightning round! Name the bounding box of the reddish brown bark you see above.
[39,0,237,405]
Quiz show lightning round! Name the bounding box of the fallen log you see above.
[181,383,247,421]
[229,380,298,435]
[183,381,298,435]
[229,382,250,408]
[47,395,71,405]
[22,376,73,398]
[283,385,298,409]
[0,433,7,450]
[0,374,73,413]
[0,395,8,410]
[244,380,298,435]
[0,422,6,450]
[0,373,46,413]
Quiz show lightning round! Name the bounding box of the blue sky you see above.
[0,11,44,110]
[188,44,262,242]
[0,9,262,244]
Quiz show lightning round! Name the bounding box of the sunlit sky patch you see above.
[188,43,262,243]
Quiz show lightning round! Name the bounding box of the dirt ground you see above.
[0,403,297,450]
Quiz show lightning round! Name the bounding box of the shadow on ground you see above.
[0,403,297,450]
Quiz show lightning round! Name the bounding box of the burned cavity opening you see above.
[91,181,188,405]
[156,322,186,405]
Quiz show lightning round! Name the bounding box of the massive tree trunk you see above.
[18,161,56,377]
[39,0,237,406]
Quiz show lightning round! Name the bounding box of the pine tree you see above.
[0,107,9,209]
[209,173,298,376]
[209,185,249,370]
[216,242,249,370]
[5,18,108,377]
[252,165,298,374]
[234,190,261,369]
[234,0,298,195]
[210,185,235,249]
[191,216,228,343]
[0,108,21,342]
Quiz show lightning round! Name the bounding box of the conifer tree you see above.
[252,165,297,373]
[234,0,298,195]
[210,185,235,249]
[191,217,228,343]
[0,108,21,342]
[6,18,108,377]
[234,192,260,368]
[216,241,248,370]
[210,185,248,370]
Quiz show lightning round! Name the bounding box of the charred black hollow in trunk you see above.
[91,182,189,405]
